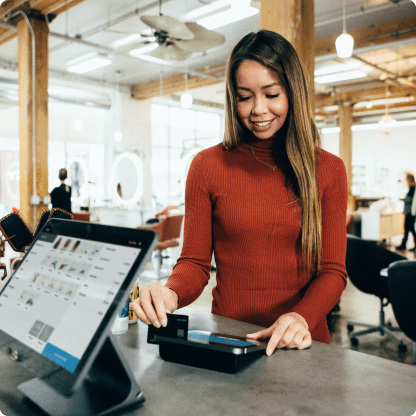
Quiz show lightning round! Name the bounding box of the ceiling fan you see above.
[113,0,225,61]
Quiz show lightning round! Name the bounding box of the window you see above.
[0,138,19,216]
[151,101,222,209]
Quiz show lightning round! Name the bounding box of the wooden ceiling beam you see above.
[353,100,416,115]
[0,0,85,21]
[315,15,416,57]
[131,72,223,101]
[0,0,86,46]
[0,30,16,46]
[316,100,416,119]
[34,0,86,16]
[315,84,416,109]
[0,0,28,20]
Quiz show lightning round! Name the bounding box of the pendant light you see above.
[335,0,354,59]
[379,104,396,135]
[181,73,193,109]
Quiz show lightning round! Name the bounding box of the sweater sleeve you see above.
[290,156,348,332]
[165,152,213,307]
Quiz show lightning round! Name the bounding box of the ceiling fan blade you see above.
[105,29,136,35]
[174,22,225,52]
[150,44,193,61]
[115,40,154,55]
[140,15,195,40]
[105,28,154,37]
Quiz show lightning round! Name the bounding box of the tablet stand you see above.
[18,335,144,416]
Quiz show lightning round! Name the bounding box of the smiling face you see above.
[235,60,289,141]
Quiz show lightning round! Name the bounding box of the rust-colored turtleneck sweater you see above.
[165,141,348,343]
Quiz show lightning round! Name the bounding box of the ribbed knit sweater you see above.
[165,141,348,343]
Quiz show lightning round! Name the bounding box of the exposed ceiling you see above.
[0,0,415,122]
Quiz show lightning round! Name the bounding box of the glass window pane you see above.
[170,107,195,129]
[0,141,20,210]
[88,144,105,201]
[170,126,195,149]
[196,137,221,148]
[48,141,66,191]
[151,147,169,174]
[151,104,169,125]
[152,125,169,147]
[151,102,223,208]
[196,111,220,132]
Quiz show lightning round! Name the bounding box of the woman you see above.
[50,168,72,213]
[396,172,416,251]
[132,30,348,356]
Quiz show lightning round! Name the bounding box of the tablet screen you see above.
[0,229,142,373]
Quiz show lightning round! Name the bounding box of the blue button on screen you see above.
[42,343,80,373]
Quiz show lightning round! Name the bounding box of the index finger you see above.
[265,327,285,356]
[148,284,169,327]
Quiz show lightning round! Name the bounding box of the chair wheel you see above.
[351,337,359,347]
[398,343,407,353]
[347,324,354,332]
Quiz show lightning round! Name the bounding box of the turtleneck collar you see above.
[240,134,286,155]
[246,138,276,150]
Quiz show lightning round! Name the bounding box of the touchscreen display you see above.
[0,232,141,373]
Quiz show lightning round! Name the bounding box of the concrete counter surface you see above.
[1,307,416,416]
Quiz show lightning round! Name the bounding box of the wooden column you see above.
[260,0,315,99]
[18,17,49,228]
[339,102,355,210]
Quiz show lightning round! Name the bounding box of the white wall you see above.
[321,123,416,200]
[115,93,153,207]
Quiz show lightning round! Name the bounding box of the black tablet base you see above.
[18,335,144,416]
[159,341,264,373]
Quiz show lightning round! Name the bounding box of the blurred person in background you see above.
[50,168,72,213]
[396,172,416,251]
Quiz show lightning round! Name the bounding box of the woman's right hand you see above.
[130,282,178,328]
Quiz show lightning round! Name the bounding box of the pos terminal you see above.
[0,219,158,416]
[148,313,268,373]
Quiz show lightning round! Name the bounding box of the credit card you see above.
[147,313,189,344]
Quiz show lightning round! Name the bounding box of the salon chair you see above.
[72,212,91,222]
[0,240,5,281]
[140,214,184,281]
[387,260,416,362]
[346,234,407,350]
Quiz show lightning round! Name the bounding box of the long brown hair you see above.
[223,30,322,270]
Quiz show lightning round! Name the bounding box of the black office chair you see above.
[387,260,416,363]
[346,234,407,350]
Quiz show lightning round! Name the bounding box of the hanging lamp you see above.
[181,73,193,109]
[335,0,354,59]
[379,104,396,135]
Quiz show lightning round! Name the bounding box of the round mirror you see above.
[109,153,143,206]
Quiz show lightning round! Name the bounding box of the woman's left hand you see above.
[246,312,311,356]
